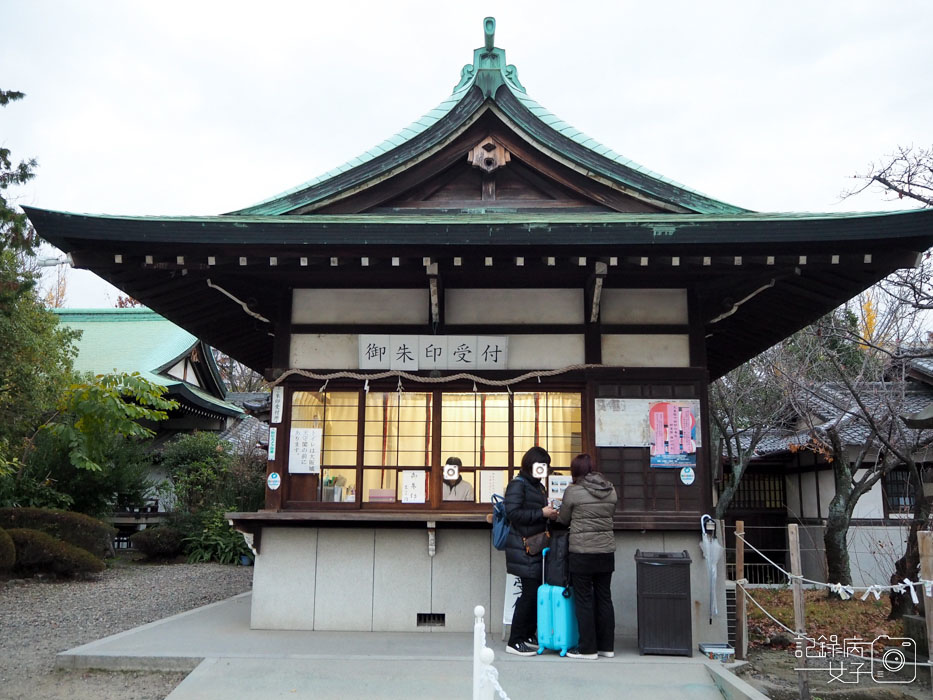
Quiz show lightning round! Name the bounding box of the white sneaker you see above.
[506,641,536,657]
[597,650,615,658]
[565,648,598,660]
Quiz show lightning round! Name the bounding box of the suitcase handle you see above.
[541,546,549,580]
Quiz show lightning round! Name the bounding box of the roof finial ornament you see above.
[452,17,525,96]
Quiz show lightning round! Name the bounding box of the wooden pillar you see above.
[735,519,746,661]
[919,531,933,688]
[788,524,811,700]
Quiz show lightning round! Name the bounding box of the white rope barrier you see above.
[271,363,605,388]
[734,530,933,599]
[736,582,933,668]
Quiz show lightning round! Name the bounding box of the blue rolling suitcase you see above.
[536,546,579,656]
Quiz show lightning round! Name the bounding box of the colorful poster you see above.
[649,401,699,469]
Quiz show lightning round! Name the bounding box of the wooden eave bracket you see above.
[427,261,441,325]
[588,261,608,323]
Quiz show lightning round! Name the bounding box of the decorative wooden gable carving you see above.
[468,136,511,173]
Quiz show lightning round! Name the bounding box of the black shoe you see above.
[524,637,539,650]
[565,648,598,660]
[506,641,537,657]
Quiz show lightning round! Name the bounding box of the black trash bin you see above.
[635,549,692,656]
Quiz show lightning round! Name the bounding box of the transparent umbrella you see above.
[699,514,723,623]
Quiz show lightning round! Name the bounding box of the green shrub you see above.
[183,506,250,564]
[0,507,116,558]
[7,528,105,576]
[0,527,14,570]
[130,526,184,559]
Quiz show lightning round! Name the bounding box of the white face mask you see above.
[531,462,548,479]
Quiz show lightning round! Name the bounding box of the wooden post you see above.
[735,519,746,661]
[919,531,933,688]
[788,524,811,700]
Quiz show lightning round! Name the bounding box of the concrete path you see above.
[57,593,766,699]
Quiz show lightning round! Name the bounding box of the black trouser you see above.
[508,576,541,646]
[571,570,615,654]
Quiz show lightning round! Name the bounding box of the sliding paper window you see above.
[291,391,359,502]
[362,391,433,503]
[513,392,582,469]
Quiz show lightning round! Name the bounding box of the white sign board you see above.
[400,470,426,504]
[270,386,284,424]
[548,474,572,506]
[594,398,653,446]
[503,573,522,626]
[479,470,505,504]
[268,427,278,461]
[359,335,507,371]
[288,427,322,474]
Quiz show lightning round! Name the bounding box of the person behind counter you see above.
[504,445,558,656]
[557,452,618,660]
[441,456,474,501]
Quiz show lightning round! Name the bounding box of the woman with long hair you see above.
[557,453,618,660]
[503,445,558,656]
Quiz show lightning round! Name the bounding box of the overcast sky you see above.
[3,1,932,306]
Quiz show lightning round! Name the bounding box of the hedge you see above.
[0,528,14,571]
[6,528,105,576]
[130,526,184,559]
[0,507,116,558]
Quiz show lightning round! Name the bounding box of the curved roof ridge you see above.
[229,17,747,217]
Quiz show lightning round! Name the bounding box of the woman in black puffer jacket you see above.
[503,445,557,656]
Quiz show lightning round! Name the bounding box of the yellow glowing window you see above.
[513,392,582,469]
[291,391,359,466]
[440,393,510,468]
[363,391,433,468]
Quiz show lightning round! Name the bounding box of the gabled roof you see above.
[55,308,242,418]
[229,18,745,217]
[741,380,933,459]
[25,20,933,380]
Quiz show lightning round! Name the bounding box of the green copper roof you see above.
[229,18,745,217]
[55,308,242,417]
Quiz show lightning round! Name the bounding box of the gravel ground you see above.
[0,555,252,700]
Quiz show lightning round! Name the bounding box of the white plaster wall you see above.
[372,529,432,631]
[601,335,690,367]
[446,289,582,324]
[250,527,726,644]
[251,528,318,630]
[785,474,803,520]
[817,470,834,518]
[314,529,375,631]
[851,470,886,519]
[507,334,584,368]
[601,289,688,324]
[431,530,492,630]
[290,333,357,369]
[292,289,428,324]
[800,472,819,519]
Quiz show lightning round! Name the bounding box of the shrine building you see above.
[26,18,933,642]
